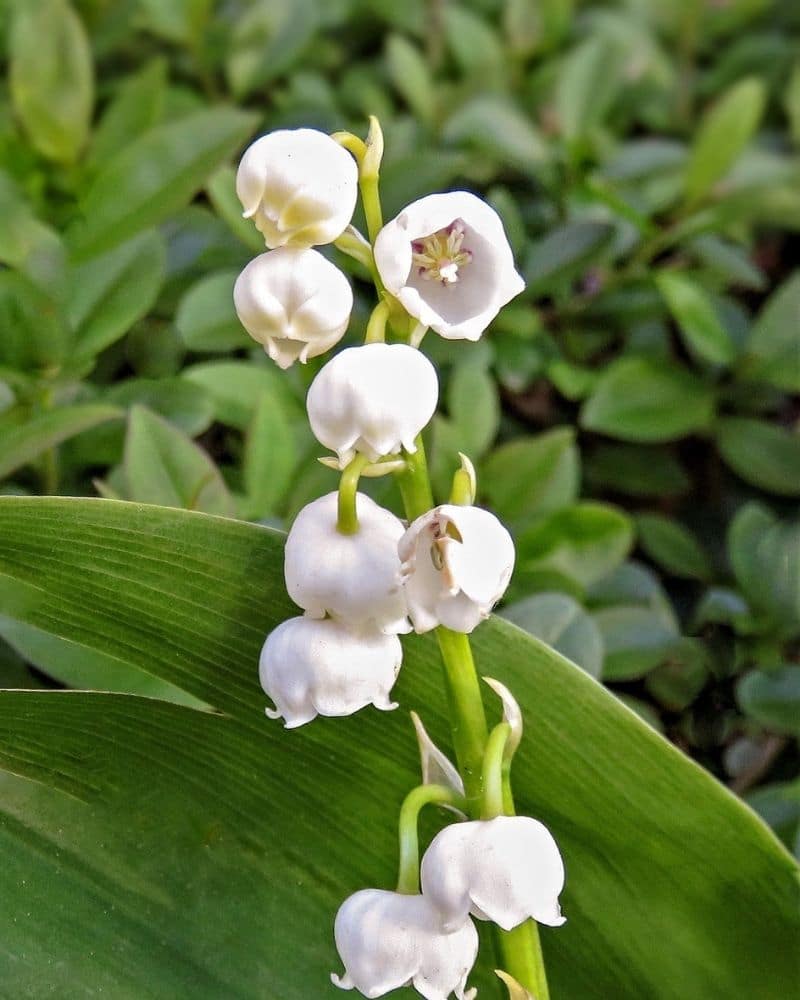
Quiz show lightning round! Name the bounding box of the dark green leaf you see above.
[744,272,800,392]
[89,58,166,167]
[176,270,250,352]
[655,271,736,365]
[182,361,302,430]
[586,443,690,497]
[502,592,604,677]
[737,666,800,735]
[443,96,547,173]
[386,34,436,125]
[448,362,500,459]
[593,605,680,681]
[717,418,800,497]
[241,390,298,520]
[525,222,614,294]
[556,34,624,142]
[580,357,716,442]
[206,166,265,252]
[635,513,712,580]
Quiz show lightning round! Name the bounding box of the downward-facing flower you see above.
[233,248,353,369]
[236,128,358,248]
[373,192,525,341]
[285,491,410,634]
[399,504,515,633]
[420,816,566,932]
[306,343,439,466]
[259,617,401,728]
[332,889,478,1000]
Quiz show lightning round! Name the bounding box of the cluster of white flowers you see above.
[234,124,564,1000]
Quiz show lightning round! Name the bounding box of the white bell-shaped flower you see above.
[420,816,566,933]
[259,616,401,728]
[332,889,478,1000]
[399,504,515,633]
[236,128,358,248]
[373,192,525,341]
[285,491,410,634]
[306,343,439,466]
[233,248,353,369]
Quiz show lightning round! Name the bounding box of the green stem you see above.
[396,436,434,520]
[337,453,370,534]
[481,723,511,820]
[498,924,550,1000]
[365,300,390,344]
[396,784,466,894]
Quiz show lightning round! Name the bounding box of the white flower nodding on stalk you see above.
[259,617,401,728]
[307,343,439,466]
[236,128,358,248]
[233,248,353,369]
[373,191,525,341]
[285,492,410,635]
[332,889,478,1000]
[420,816,566,932]
[399,504,515,633]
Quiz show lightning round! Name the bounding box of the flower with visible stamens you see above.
[236,128,358,248]
[306,343,439,467]
[285,491,410,635]
[233,248,353,369]
[259,616,401,728]
[420,816,566,932]
[399,504,515,633]
[373,192,525,341]
[332,889,478,1000]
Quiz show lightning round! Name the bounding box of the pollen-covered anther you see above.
[411,220,473,285]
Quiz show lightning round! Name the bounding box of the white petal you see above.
[285,492,410,634]
[438,505,515,607]
[307,343,438,463]
[420,817,566,933]
[236,129,358,248]
[259,617,402,727]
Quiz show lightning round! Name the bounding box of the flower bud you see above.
[373,192,525,341]
[307,343,439,466]
[399,504,515,634]
[420,816,566,933]
[285,491,410,635]
[259,617,401,728]
[236,128,358,248]
[233,248,353,369]
[332,889,478,1000]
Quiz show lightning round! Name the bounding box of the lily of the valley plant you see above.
[234,120,565,1000]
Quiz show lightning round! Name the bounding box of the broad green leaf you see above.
[448,362,500,458]
[226,0,318,98]
[176,270,251,352]
[728,503,800,636]
[0,172,65,289]
[593,605,680,681]
[443,6,505,79]
[0,404,121,480]
[516,501,634,594]
[66,230,166,362]
[0,271,70,371]
[137,0,212,43]
[556,33,624,142]
[586,443,690,497]
[123,405,235,516]
[0,497,796,998]
[206,166,265,252]
[67,107,258,260]
[737,666,800,736]
[443,95,547,173]
[502,592,604,677]
[655,271,735,365]
[635,513,712,580]
[183,361,302,430]
[0,615,206,708]
[525,222,614,294]
[744,272,800,391]
[241,390,298,520]
[717,418,800,497]
[9,0,94,163]
[685,77,767,202]
[89,58,167,166]
[386,34,435,125]
[580,357,716,442]
[480,428,579,529]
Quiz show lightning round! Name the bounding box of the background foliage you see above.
[0,0,798,995]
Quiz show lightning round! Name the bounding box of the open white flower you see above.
[233,248,353,369]
[420,816,566,932]
[307,343,439,466]
[236,128,358,248]
[332,889,478,1000]
[259,616,401,728]
[399,504,515,633]
[285,491,410,634]
[373,192,525,341]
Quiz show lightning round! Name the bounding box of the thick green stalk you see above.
[396,784,466,895]
[394,435,549,997]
